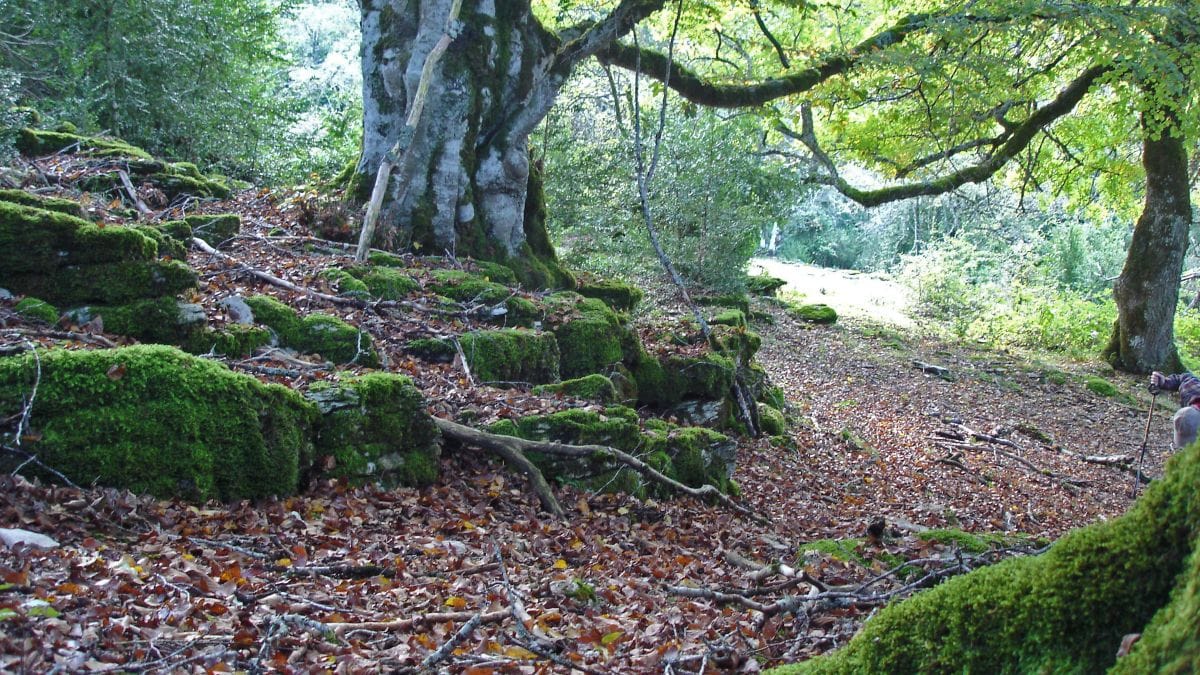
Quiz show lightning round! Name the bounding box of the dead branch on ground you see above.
[434,417,770,525]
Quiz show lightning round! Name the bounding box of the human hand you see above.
[1151,372,1166,391]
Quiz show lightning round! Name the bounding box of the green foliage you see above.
[0,0,299,181]
[771,438,1200,674]
[542,69,800,291]
[0,345,316,501]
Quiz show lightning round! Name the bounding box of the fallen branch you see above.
[4,326,117,348]
[116,169,152,216]
[328,609,509,640]
[434,417,769,525]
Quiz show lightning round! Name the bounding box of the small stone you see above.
[218,296,254,325]
[176,302,206,325]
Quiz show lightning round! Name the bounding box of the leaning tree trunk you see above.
[1104,111,1192,374]
[355,1,659,287]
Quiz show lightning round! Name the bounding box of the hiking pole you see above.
[1131,388,1158,499]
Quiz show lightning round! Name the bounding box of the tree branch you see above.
[787,64,1109,207]
[598,13,932,107]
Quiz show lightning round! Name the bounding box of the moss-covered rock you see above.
[576,278,644,313]
[16,128,152,160]
[1086,376,1119,397]
[633,352,735,407]
[243,295,378,366]
[180,325,272,358]
[0,200,106,273]
[710,309,748,329]
[788,303,838,324]
[697,293,751,315]
[14,297,58,324]
[319,268,370,298]
[133,225,188,260]
[470,260,519,285]
[183,213,240,246]
[533,374,619,404]
[9,259,196,307]
[427,269,511,304]
[346,266,419,299]
[308,374,440,486]
[544,292,632,379]
[458,329,560,385]
[67,298,203,343]
[758,403,787,436]
[491,408,738,497]
[767,439,1200,675]
[746,274,787,297]
[0,345,317,500]
[0,189,84,218]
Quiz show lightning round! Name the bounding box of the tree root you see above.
[433,418,770,525]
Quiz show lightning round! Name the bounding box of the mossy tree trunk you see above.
[356,0,663,285]
[1104,108,1191,374]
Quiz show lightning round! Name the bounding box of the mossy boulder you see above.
[67,298,205,344]
[533,374,619,404]
[182,213,240,246]
[16,128,152,160]
[319,268,370,298]
[148,164,231,200]
[307,374,440,486]
[632,352,735,407]
[1086,376,1119,397]
[8,260,196,307]
[243,295,379,366]
[490,408,737,496]
[788,303,838,324]
[14,297,58,324]
[0,201,154,274]
[0,189,84,218]
[767,439,1200,674]
[180,325,272,358]
[710,309,748,329]
[458,329,560,385]
[0,345,317,501]
[544,292,633,379]
[346,266,419,300]
[427,269,511,304]
[133,225,188,260]
[576,278,644,313]
[746,274,787,297]
[757,403,787,436]
[697,293,751,315]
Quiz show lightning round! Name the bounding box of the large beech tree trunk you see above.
[356,0,660,285]
[1105,113,1192,374]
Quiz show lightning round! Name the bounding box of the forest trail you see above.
[0,180,1176,671]
[750,258,914,328]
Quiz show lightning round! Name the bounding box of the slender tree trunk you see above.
[1104,111,1192,374]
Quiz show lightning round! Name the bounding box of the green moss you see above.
[70,225,159,264]
[181,325,271,358]
[14,297,58,323]
[406,338,457,362]
[427,269,511,304]
[471,260,519,285]
[1086,376,1119,397]
[1044,369,1069,385]
[758,403,787,436]
[81,298,200,343]
[0,345,317,500]
[0,200,92,273]
[319,268,370,298]
[533,374,619,403]
[458,329,560,385]
[665,427,735,491]
[697,293,750,315]
[16,128,152,160]
[156,220,194,242]
[8,260,196,307]
[367,251,408,267]
[798,538,868,565]
[346,266,419,299]
[770,440,1200,675]
[633,353,735,407]
[0,189,84,218]
[148,172,230,200]
[133,226,187,260]
[308,373,439,486]
[544,293,631,379]
[761,385,787,411]
[183,213,240,246]
[916,529,996,554]
[243,295,378,366]
[746,275,787,297]
[576,279,644,312]
[788,303,838,324]
[710,309,747,328]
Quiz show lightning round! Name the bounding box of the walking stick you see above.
[1131,388,1158,499]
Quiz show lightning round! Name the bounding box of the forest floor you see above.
[0,169,1177,673]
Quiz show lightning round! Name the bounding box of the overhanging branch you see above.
[597,13,932,107]
[786,64,1109,207]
